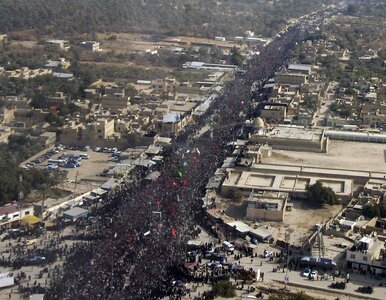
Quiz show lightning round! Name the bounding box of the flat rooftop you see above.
[264,140,386,172]
[288,64,312,72]
[223,167,353,196]
[262,126,322,142]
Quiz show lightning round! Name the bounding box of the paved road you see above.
[182,236,385,300]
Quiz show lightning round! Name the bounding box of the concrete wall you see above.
[251,136,326,153]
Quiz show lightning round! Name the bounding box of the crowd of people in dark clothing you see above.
[38,26,304,299]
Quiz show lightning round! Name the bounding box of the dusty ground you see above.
[264,140,386,172]
[31,149,112,193]
[56,150,112,183]
[275,200,342,246]
[220,195,341,247]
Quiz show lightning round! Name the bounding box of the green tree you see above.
[230,47,244,66]
[362,203,380,218]
[45,112,64,127]
[347,4,358,16]
[379,197,386,218]
[212,280,236,298]
[307,181,337,207]
[0,135,58,204]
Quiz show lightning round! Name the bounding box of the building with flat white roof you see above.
[288,64,312,75]
[222,165,353,201]
[182,61,237,72]
[46,39,70,50]
[250,125,327,152]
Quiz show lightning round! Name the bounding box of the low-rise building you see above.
[151,78,178,96]
[288,64,312,75]
[46,39,70,50]
[0,205,34,228]
[1,96,31,109]
[47,92,67,107]
[80,41,100,51]
[101,88,131,115]
[160,113,182,136]
[60,118,122,147]
[260,105,286,122]
[37,131,56,146]
[5,67,52,79]
[275,72,307,85]
[246,191,288,222]
[346,236,386,276]
[221,164,354,201]
[250,125,327,153]
[0,126,14,143]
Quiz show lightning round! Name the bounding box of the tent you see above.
[20,215,42,227]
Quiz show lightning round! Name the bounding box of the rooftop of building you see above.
[288,64,312,72]
[260,125,323,142]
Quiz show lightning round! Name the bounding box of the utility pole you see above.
[74,170,79,190]
[284,227,290,291]
[316,223,325,258]
[41,190,45,219]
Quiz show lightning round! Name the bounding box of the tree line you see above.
[0,136,59,204]
[0,0,332,38]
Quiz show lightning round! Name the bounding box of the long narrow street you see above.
[45,5,345,299]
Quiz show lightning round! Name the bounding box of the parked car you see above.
[204,249,215,258]
[357,286,373,294]
[302,268,311,277]
[330,281,346,290]
[64,163,77,168]
[310,270,318,280]
[222,241,235,252]
[31,256,46,262]
[263,249,273,258]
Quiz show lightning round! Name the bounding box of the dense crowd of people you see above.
[42,26,304,299]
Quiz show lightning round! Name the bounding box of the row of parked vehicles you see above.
[22,146,65,170]
[302,268,319,280]
[48,153,90,169]
[94,147,118,153]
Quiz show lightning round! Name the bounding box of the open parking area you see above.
[23,146,113,181]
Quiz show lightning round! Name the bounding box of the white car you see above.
[302,268,311,277]
[263,250,273,258]
[310,270,318,280]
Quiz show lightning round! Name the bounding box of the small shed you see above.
[63,207,89,221]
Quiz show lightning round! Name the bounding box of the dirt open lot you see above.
[98,32,243,54]
[31,149,112,192]
[275,200,342,246]
[222,196,341,247]
[62,150,112,182]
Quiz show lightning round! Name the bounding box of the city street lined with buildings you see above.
[1,1,386,299]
